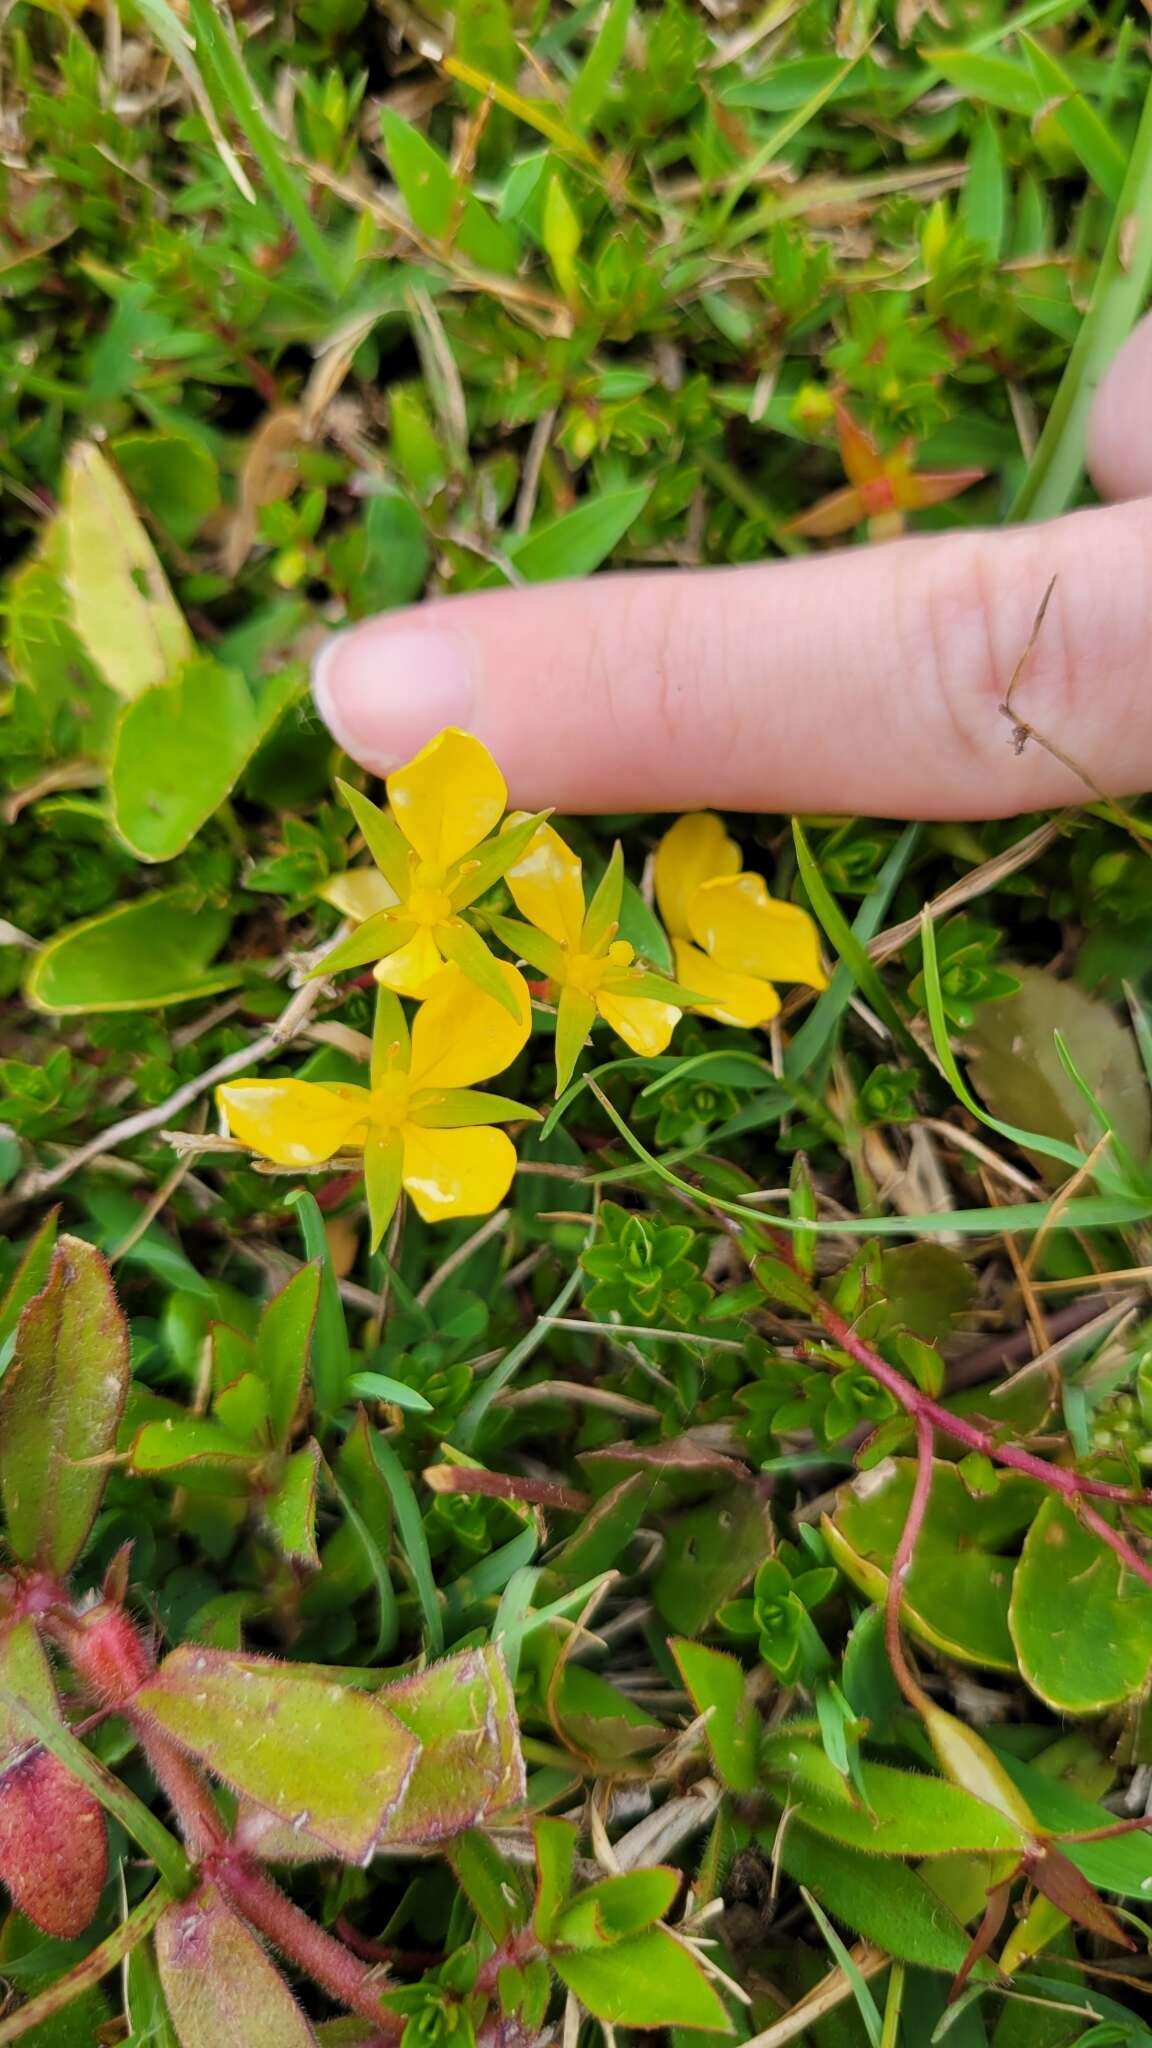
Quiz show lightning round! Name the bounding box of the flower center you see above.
[565,937,634,994]
[369,1072,412,1131]
[406,884,454,927]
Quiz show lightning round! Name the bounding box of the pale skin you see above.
[312,314,1152,821]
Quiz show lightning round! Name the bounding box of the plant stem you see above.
[882,1411,936,1714]
[809,1288,1152,1594]
[213,1859,400,2030]
[0,1883,172,2045]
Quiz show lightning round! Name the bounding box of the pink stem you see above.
[883,1411,937,1711]
[213,1859,400,2031]
[807,1293,1152,1594]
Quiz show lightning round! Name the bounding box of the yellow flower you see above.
[319,728,546,1018]
[654,813,827,1028]
[217,964,537,1247]
[490,823,690,1093]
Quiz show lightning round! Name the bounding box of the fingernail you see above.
[311,620,477,771]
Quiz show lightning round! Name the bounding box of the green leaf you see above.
[286,1191,353,1420]
[110,660,296,862]
[768,1820,978,1973]
[991,1753,1152,1903]
[368,1426,445,1655]
[568,0,633,133]
[0,1237,129,1574]
[0,1882,172,2048]
[60,442,195,699]
[129,1415,257,1478]
[499,483,653,584]
[261,1440,322,1566]
[793,821,919,1060]
[555,1867,681,1948]
[1021,35,1126,204]
[155,1883,321,2048]
[532,1817,577,1939]
[134,1646,421,1863]
[553,1926,731,2033]
[824,1460,1039,1670]
[966,966,1151,1182]
[184,0,342,294]
[110,431,221,543]
[671,1641,758,1792]
[760,1733,1025,1855]
[922,49,1041,117]
[256,1264,321,1445]
[382,1646,525,1842]
[26,892,240,1014]
[382,109,519,272]
[346,1373,433,1413]
[653,1484,773,1636]
[1009,1496,1152,1712]
[0,1210,58,1361]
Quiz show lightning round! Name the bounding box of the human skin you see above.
[312,311,1152,822]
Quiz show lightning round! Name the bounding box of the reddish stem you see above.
[213,1858,401,2032]
[422,1465,590,1512]
[883,1410,937,1713]
[822,1299,1148,1506]
[808,1293,1152,1594]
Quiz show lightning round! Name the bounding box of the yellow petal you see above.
[596,989,680,1058]
[373,926,445,999]
[216,1080,371,1166]
[506,819,585,951]
[408,960,531,1090]
[386,728,506,869]
[687,874,827,989]
[400,1123,517,1222]
[319,868,398,921]
[653,813,741,938]
[672,938,781,1028]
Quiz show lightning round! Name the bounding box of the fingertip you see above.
[311,615,479,773]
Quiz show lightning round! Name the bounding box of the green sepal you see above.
[411,1090,542,1128]
[555,985,597,1096]
[488,913,567,981]
[336,779,410,895]
[438,920,522,1017]
[450,810,552,909]
[364,1131,405,1249]
[313,910,413,978]
[582,841,625,954]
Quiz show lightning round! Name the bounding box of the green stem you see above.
[0,1883,171,2045]
[1010,67,1152,521]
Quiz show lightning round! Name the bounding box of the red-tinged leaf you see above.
[833,399,885,485]
[0,1615,106,1937]
[948,1876,1013,2002]
[134,1646,419,1863]
[785,484,868,538]
[1027,1843,1137,1948]
[0,1747,107,1939]
[895,466,986,510]
[155,1883,321,2047]
[382,1645,526,1843]
[0,1236,130,1574]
